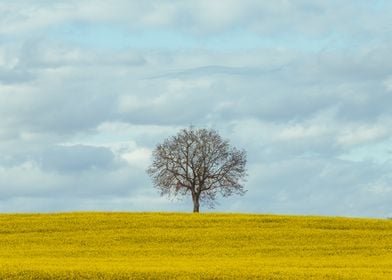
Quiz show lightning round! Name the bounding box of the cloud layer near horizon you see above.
[1,1,392,217]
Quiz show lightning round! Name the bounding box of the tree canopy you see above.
[147,127,247,212]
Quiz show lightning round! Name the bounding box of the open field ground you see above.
[0,212,391,279]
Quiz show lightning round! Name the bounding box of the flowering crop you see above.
[0,212,391,279]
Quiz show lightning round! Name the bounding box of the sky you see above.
[0,0,392,217]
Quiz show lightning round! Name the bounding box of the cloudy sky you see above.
[0,1,391,217]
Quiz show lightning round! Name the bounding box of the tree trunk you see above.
[192,194,200,213]
[193,199,200,213]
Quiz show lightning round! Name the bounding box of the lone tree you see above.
[147,127,247,212]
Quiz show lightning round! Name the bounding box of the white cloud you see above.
[367,183,392,195]
[121,148,151,169]
[1,0,390,37]
[383,76,392,92]
[118,95,145,113]
[0,161,59,197]
[277,124,328,141]
[337,125,389,148]
[139,2,178,26]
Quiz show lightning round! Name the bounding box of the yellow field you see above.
[0,212,391,279]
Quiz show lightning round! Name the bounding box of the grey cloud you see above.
[147,65,286,79]
[0,154,29,169]
[0,67,34,84]
[0,162,145,201]
[0,142,148,201]
[40,145,119,173]
[224,158,392,217]
[3,39,390,135]
[18,39,147,69]
[143,48,392,123]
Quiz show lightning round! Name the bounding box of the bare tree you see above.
[147,127,247,212]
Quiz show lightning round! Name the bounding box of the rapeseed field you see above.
[0,212,391,279]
